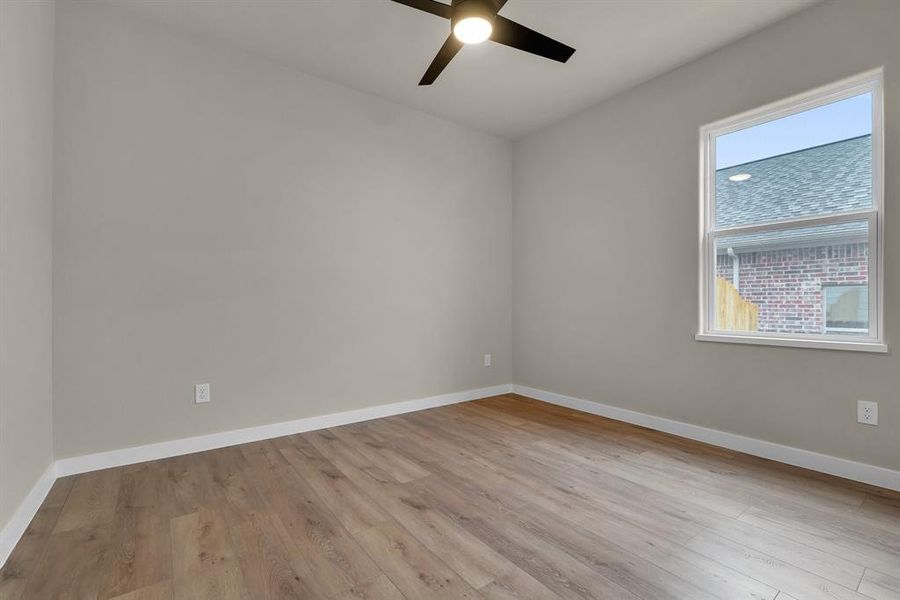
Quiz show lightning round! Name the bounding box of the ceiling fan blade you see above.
[390,0,451,19]
[419,35,464,85]
[490,15,575,63]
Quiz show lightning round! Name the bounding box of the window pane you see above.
[715,93,873,228]
[714,221,869,335]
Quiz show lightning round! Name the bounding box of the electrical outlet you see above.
[857,400,877,425]
[195,383,210,404]
[484,353,492,367]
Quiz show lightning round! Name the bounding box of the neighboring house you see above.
[715,135,871,335]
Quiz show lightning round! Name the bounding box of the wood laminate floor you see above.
[2,394,900,600]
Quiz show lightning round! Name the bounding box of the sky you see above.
[716,92,872,169]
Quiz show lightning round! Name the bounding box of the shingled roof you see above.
[715,135,871,252]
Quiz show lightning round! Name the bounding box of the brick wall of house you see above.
[716,243,868,334]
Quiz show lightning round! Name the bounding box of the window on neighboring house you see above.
[824,285,868,334]
[697,69,885,352]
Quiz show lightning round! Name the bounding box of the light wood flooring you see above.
[2,394,900,599]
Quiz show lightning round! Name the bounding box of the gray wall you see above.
[0,1,56,530]
[53,2,512,458]
[513,0,900,470]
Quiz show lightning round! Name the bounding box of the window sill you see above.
[695,332,888,353]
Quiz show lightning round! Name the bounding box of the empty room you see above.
[2,0,900,598]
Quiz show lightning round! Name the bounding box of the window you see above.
[697,69,885,352]
[824,285,868,334]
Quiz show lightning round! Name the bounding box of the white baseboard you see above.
[513,385,900,492]
[55,384,512,477]
[0,462,57,569]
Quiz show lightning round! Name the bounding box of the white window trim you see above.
[696,68,886,353]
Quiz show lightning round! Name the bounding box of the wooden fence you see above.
[716,277,759,331]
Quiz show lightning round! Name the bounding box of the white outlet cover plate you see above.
[857,400,877,425]
[195,383,210,404]
[484,354,492,367]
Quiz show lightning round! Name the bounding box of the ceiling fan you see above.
[390,0,575,85]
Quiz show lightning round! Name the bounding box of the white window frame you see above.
[696,68,886,353]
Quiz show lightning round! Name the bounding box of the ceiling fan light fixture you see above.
[393,0,576,85]
[451,0,494,44]
[453,16,492,44]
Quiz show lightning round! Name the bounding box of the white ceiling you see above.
[106,0,819,139]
